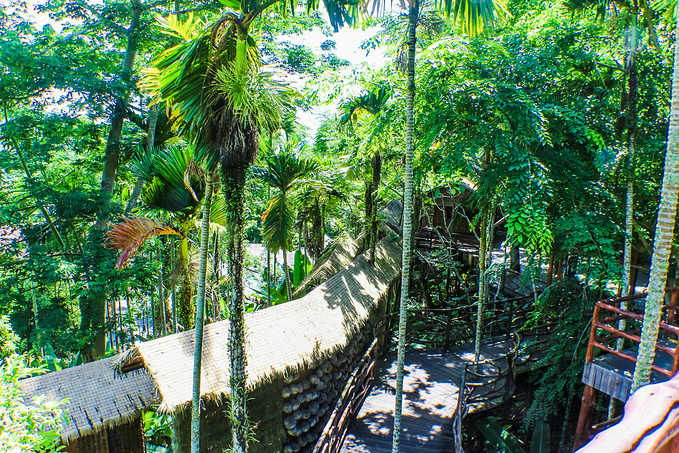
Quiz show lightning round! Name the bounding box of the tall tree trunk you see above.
[224,165,249,453]
[95,0,142,231]
[369,153,382,263]
[191,172,213,453]
[81,0,142,360]
[267,186,271,307]
[157,243,167,335]
[615,53,638,357]
[631,13,679,392]
[474,199,495,362]
[178,260,195,330]
[392,3,417,452]
[171,239,178,333]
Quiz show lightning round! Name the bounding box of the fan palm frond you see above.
[434,0,510,35]
[339,82,393,125]
[107,216,182,268]
[129,145,157,180]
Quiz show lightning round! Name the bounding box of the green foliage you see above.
[476,417,526,453]
[258,149,319,253]
[530,419,550,453]
[143,409,172,450]
[0,355,66,452]
[522,278,597,429]
[0,316,19,358]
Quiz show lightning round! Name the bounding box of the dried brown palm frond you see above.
[107,216,182,269]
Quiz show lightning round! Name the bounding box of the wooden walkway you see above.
[340,340,515,453]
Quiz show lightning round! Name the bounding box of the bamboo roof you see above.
[18,355,158,443]
[115,236,402,413]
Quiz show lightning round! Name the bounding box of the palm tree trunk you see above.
[474,200,495,362]
[224,165,249,453]
[631,13,679,392]
[283,249,292,302]
[178,265,194,330]
[157,243,166,335]
[392,2,417,452]
[191,172,214,453]
[370,153,382,263]
[267,186,271,307]
[171,241,178,333]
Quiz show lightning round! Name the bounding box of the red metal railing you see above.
[585,288,679,378]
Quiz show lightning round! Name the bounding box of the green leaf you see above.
[477,417,526,453]
[530,419,550,453]
[216,0,242,9]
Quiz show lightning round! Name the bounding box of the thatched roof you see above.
[379,199,403,236]
[292,200,403,299]
[116,236,402,413]
[18,355,158,442]
[292,236,361,299]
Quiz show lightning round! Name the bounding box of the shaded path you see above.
[340,340,515,453]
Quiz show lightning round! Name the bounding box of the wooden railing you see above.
[312,338,379,453]
[452,333,521,453]
[383,295,534,350]
[585,288,679,379]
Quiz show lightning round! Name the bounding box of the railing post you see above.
[668,288,678,327]
[585,304,601,364]
[444,308,452,351]
[507,299,515,338]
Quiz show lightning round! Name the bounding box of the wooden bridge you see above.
[339,340,517,453]
[312,303,548,453]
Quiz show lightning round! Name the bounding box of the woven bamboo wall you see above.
[172,378,287,453]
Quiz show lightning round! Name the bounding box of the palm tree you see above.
[631,11,679,391]
[140,12,316,452]
[339,82,392,262]
[108,144,211,332]
[389,2,508,451]
[258,147,319,301]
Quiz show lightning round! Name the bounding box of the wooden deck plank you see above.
[583,344,675,402]
[340,340,514,453]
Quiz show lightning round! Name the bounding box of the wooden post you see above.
[628,251,639,296]
[585,304,600,363]
[444,308,453,351]
[573,385,598,451]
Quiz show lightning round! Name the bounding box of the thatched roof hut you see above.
[115,236,401,413]
[18,355,157,443]
[292,236,361,299]
[293,200,403,299]
[18,236,401,452]
[378,199,403,236]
